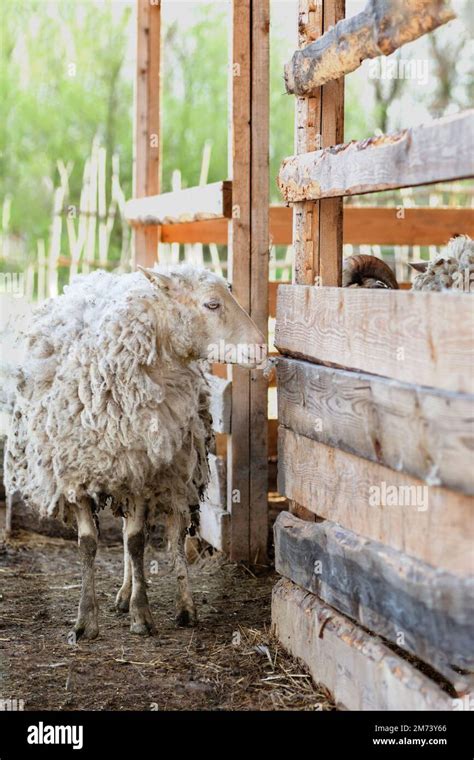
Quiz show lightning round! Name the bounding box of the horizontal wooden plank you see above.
[198,501,230,553]
[284,0,455,95]
[275,286,474,393]
[158,206,474,246]
[342,206,474,246]
[278,427,474,576]
[272,578,454,710]
[278,111,474,202]
[277,357,474,494]
[207,374,232,434]
[274,512,474,680]
[125,181,232,225]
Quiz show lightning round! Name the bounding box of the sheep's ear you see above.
[138,266,174,292]
[409,262,429,273]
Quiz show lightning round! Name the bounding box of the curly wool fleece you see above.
[4,267,215,526]
[412,235,474,292]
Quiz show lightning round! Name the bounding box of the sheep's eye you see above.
[204,300,221,311]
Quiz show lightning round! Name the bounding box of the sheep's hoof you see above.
[74,618,99,640]
[130,619,155,636]
[175,608,197,628]
[130,605,155,636]
[115,589,131,614]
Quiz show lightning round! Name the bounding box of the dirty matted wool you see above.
[4,268,214,526]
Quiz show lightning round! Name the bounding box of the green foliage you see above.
[1,0,133,260]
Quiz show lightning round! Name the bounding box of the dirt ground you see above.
[0,529,334,711]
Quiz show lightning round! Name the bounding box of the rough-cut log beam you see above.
[278,427,474,576]
[275,286,474,394]
[272,579,454,710]
[277,357,474,495]
[285,0,456,95]
[125,181,232,225]
[278,110,474,202]
[274,512,474,681]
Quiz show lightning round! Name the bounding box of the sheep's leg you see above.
[115,517,132,613]
[170,513,196,627]
[74,502,99,640]
[127,504,155,636]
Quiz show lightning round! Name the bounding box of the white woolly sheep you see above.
[4,265,265,638]
[411,235,474,292]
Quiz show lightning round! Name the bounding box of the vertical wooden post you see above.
[250,0,270,564]
[293,0,344,287]
[288,0,345,524]
[319,0,345,286]
[134,0,161,268]
[228,0,269,563]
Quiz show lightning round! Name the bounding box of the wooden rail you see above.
[275,286,474,394]
[125,181,232,225]
[284,0,455,95]
[278,427,474,577]
[275,511,474,681]
[278,110,474,202]
[273,578,457,710]
[277,357,474,494]
[159,205,474,246]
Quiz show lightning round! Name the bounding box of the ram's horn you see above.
[343,255,399,289]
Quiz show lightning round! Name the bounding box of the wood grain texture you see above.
[278,427,474,576]
[277,357,474,494]
[279,110,474,202]
[293,0,323,286]
[125,181,232,225]
[275,286,474,393]
[274,511,474,679]
[319,0,345,288]
[284,0,455,95]
[134,0,161,266]
[227,0,252,562]
[249,0,270,563]
[272,578,454,710]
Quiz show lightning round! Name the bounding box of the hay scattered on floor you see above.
[0,531,334,711]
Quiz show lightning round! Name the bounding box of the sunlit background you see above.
[1,0,473,297]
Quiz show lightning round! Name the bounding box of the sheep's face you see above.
[139,266,267,368]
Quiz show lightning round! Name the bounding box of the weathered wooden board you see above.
[274,511,474,679]
[126,181,232,225]
[277,357,474,494]
[275,286,474,394]
[278,111,474,202]
[278,427,474,576]
[272,578,454,710]
[199,501,230,553]
[284,0,455,95]
[207,374,232,434]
